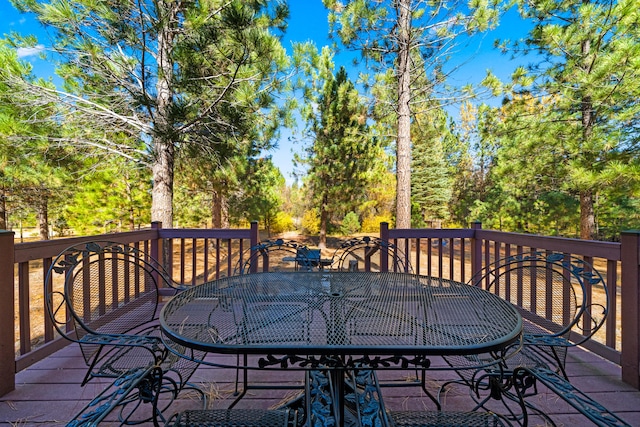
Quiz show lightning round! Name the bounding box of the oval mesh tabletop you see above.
[160,272,522,365]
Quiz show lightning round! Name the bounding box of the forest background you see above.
[1,0,639,245]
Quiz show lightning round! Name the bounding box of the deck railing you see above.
[0,221,259,396]
[2,221,640,396]
[382,223,622,360]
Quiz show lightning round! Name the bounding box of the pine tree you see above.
[10,0,290,228]
[505,0,640,238]
[296,46,384,246]
[324,0,501,228]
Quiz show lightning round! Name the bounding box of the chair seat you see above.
[388,410,507,426]
[166,409,294,427]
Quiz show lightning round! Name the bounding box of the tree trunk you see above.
[37,197,49,240]
[319,194,328,249]
[125,180,135,230]
[395,0,412,229]
[212,189,222,228]
[151,140,175,228]
[580,189,596,240]
[0,188,6,230]
[151,0,178,229]
[211,189,229,228]
[221,196,229,228]
[580,38,596,240]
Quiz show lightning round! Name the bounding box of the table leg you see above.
[331,368,345,425]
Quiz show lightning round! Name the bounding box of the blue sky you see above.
[1,0,531,185]
[3,1,53,72]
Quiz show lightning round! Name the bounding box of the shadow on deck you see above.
[2,344,640,426]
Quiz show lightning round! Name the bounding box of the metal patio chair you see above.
[330,236,412,272]
[473,251,608,378]
[234,238,322,274]
[439,251,612,425]
[45,241,205,425]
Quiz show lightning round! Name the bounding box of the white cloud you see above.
[16,45,45,58]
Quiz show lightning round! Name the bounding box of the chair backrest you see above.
[331,236,412,273]
[234,239,320,274]
[471,251,608,348]
[45,241,165,363]
[299,247,321,267]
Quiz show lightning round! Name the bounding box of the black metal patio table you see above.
[159,271,523,425]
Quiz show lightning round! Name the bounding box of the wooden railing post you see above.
[151,221,162,264]
[0,230,15,396]
[249,221,259,274]
[150,221,167,292]
[380,222,390,272]
[470,222,483,285]
[151,221,171,277]
[621,231,640,388]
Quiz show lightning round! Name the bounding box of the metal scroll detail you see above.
[258,354,431,370]
[307,370,336,427]
[346,368,388,427]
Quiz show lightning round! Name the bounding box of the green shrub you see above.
[52,217,70,237]
[340,212,361,235]
[301,209,320,235]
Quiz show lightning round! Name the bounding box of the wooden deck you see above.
[2,344,640,426]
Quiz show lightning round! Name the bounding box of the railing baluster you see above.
[191,238,197,286]
[18,262,31,355]
[606,259,618,350]
[448,238,454,280]
[427,238,432,277]
[415,238,421,275]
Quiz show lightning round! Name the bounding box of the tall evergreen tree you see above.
[9,0,290,228]
[505,0,640,239]
[324,0,501,228]
[228,158,285,235]
[412,108,454,226]
[65,157,151,234]
[296,46,383,246]
[0,40,77,238]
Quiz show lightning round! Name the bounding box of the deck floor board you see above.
[1,344,639,426]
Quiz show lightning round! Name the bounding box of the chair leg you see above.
[233,353,241,395]
[117,365,165,426]
[69,366,160,427]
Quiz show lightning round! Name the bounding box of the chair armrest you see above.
[80,333,161,346]
[513,366,631,427]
